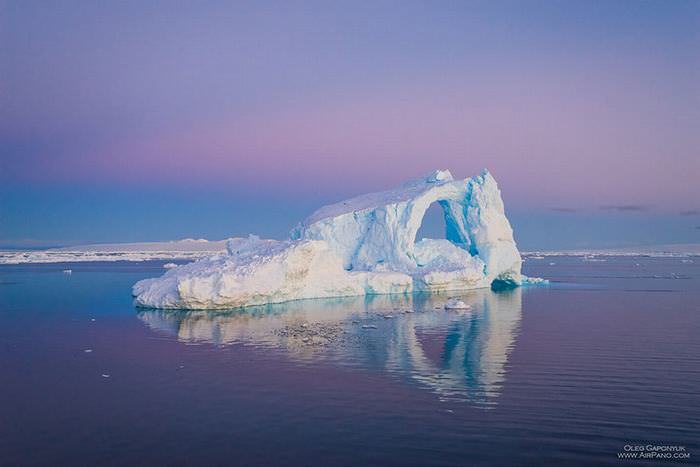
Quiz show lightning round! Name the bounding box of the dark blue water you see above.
[1,257,699,466]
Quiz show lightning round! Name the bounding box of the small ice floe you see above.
[84,349,93,353]
[549,262,556,266]
[404,309,414,313]
[361,324,378,329]
[163,262,178,269]
[444,298,471,310]
[101,374,110,378]
[681,259,694,263]
[383,315,394,319]
[529,255,545,260]
[90,318,96,322]
[62,269,72,274]
[521,276,549,285]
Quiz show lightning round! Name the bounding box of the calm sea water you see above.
[1,256,699,466]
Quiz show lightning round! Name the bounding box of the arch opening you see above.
[415,201,448,243]
[412,200,470,269]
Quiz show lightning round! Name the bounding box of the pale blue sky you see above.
[1,0,698,249]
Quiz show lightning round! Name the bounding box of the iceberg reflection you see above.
[138,289,521,405]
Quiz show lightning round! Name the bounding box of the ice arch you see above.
[292,169,522,286]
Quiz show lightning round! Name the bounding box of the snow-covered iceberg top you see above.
[133,169,523,310]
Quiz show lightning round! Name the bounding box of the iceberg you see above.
[133,169,523,309]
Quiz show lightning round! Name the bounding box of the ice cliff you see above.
[133,169,523,309]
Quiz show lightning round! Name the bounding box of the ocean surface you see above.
[1,256,698,466]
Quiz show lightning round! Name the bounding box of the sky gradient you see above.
[1,0,699,249]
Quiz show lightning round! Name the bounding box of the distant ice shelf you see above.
[133,169,527,310]
[0,239,228,264]
[523,243,700,258]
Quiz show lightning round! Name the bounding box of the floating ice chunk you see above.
[521,276,549,285]
[444,298,472,310]
[163,263,178,269]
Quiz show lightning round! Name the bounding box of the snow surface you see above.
[522,243,700,258]
[133,169,525,310]
[53,238,225,252]
[0,239,228,264]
